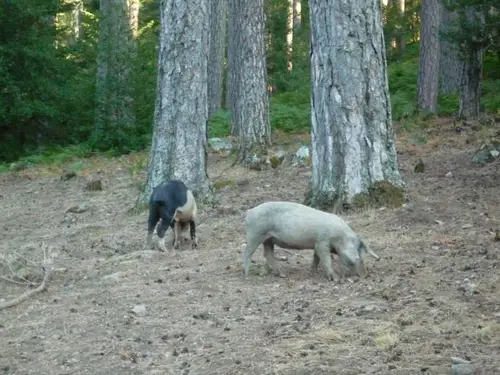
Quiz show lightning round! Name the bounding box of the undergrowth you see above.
[3,45,500,172]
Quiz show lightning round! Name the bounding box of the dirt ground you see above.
[1,120,499,375]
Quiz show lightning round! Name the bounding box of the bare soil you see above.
[1,120,500,375]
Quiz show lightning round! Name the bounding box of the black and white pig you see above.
[146,180,198,251]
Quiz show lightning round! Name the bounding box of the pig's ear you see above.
[359,237,380,261]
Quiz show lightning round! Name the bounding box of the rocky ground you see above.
[1,119,499,375]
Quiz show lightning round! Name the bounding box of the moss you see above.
[303,183,341,213]
[270,156,281,169]
[414,158,425,173]
[351,180,405,210]
[213,179,234,190]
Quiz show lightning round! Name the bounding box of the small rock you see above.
[445,171,453,178]
[209,138,233,153]
[471,140,500,165]
[246,154,263,171]
[292,145,310,166]
[462,224,473,229]
[10,162,28,171]
[66,204,89,214]
[102,272,125,282]
[131,304,147,316]
[85,179,103,191]
[463,279,478,297]
[60,169,77,181]
[451,357,475,375]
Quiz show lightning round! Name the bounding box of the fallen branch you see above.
[0,266,53,310]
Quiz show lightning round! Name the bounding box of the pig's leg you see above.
[311,252,320,273]
[314,242,337,282]
[243,234,264,277]
[190,220,197,249]
[263,238,285,278]
[173,221,182,249]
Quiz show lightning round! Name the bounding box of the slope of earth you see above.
[1,121,499,375]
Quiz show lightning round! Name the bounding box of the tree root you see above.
[0,266,53,310]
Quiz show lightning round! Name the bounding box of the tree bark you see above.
[293,0,302,30]
[226,0,237,119]
[417,0,440,113]
[141,0,211,203]
[458,49,483,119]
[94,0,137,151]
[439,0,461,94]
[231,0,271,159]
[208,0,227,119]
[458,7,484,119]
[307,0,404,209]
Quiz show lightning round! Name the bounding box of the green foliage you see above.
[208,111,232,138]
[443,0,500,58]
[1,0,500,169]
[0,0,72,161]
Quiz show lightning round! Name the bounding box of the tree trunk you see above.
[286,0,294,71]
[457,8,483,119]
[127,0,139,40]
[141,0,211,203]
[226,0,237,121]
[439,0,461,94]
[417,0,440,113]
[293,0,302,30]
[94,0,137,151]
[396,0,405,53]
[231,0,271,159]
[208,0,227,119]
[458,48,483,119]
[307,0,404,210]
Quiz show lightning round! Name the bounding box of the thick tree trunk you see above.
[307,0,404,209]
[458,8,483,119]
[458,48,483,119]
[94,0,137,151]
[208,0,227,119]
[231,0,271,160]
[226,0,237,122]
[417,0,440,113]
[439,0,461,94]
[141,0,211,203]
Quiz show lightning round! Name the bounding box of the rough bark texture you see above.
[417,0,440,113]
[141,0,211,204]
[308,0,404,209]
[208,0,227,119]
[293,0,302,30]
[458,8,484,119]
[226,0,237,120]
[232,0,271,160]
[459,49,483,119]
[439,0,462,94]
[94,0,137,150]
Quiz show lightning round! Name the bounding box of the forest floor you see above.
[1,118,500,375]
